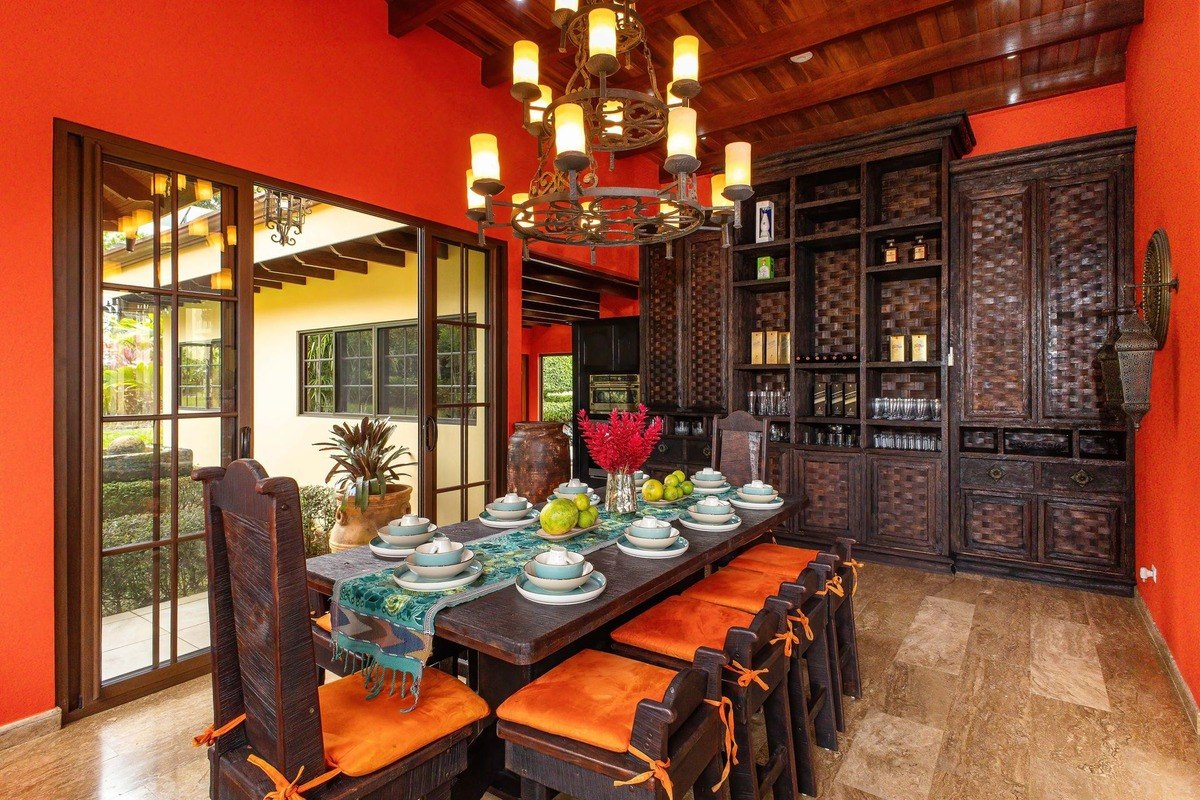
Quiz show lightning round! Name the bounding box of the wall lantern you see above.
[1099,228,1179,430]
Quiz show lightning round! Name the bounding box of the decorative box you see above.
[830,382,845,417]
[889,335,907,362]
[751,331,765,364]
[756,256,775,280]
[844,383,858,418]
[911,334,928,362]
[812,384,828,417]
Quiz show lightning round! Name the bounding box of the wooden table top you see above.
[307,499,799,665]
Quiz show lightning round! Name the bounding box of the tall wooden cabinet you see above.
[949,130,1135,593]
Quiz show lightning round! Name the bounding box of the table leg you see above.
[451,653,533,800]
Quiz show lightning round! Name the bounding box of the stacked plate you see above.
[677,495,742,533]
[690,467,731,496]
[552,479,599,506]
[479,493,541,529]
[516,547,606,605]
[729,480,784,511]
[371,514,438,558]
[616,515,689,559]
[393,537,483,592]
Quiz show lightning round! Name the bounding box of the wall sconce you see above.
[1100,229,1179,430]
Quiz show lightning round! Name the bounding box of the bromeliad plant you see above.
[576,404,664,474]
[315,417,416,512]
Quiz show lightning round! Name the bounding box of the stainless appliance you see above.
[587,373,640,414]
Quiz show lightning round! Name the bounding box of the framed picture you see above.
[755,200,775,243]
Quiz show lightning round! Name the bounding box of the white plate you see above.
[516,572,607,605]
[616,535,690,559]
[676,512,742,533]
[369,537,417,559]
[392,561,484,592]
[729,496,784,511]
[692,484,731,496]
[479,509,540,529]
[534,520,602,542]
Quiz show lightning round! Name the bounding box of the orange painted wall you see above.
[1125,0,1200,702]
[967,83,1128,157]
[0,0,549,727]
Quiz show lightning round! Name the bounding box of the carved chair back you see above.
[711,411,769,488]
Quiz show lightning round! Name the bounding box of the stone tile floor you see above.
[1,564,1197,799]
[101,593,210,682]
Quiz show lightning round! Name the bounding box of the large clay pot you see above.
[507,421,571,504]
[328,483,413,553]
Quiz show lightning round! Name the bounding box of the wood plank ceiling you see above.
[521,257,638,327]
[387,0,1142,162]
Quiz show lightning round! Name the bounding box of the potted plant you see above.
[315,416,416,552]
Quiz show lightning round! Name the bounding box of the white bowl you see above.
[522,560,594,591]
[555,481,591,495]
[378,525,437,548]
[406,551,475,579]
[687,504,735,525]
[624,528,681,550]
[485,503,533,520]
[691,472,726,488]
[735,489,780,504]
[628,516,673,539]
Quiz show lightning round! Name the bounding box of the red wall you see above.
[0,0,547,727]
[1125,0,1200,703]
[968,84,1128,157]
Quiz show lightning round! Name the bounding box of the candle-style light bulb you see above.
[511,192,533,233]
[470,134,503,195]
[511,40,540,101]
[586,7,618,76]
[710,174,733,210]
[465,169,486,221]
[672,35,701,98]
[723,141,754,200]
[665,106,700,175]
[551,0,577,27]
[527,84,553,133]
[603,100,623,138]
[554,102,590,173]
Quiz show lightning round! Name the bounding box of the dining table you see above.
[306,496,800,800]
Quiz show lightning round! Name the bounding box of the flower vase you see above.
[606,470,637,517]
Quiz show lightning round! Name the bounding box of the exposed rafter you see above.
[388,0,473,38]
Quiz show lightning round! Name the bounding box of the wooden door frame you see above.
[52,119,508,720]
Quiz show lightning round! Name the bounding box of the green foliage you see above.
[540,355,574,422]
[300,485,337,559]
[101,426,153,450]
[100,507,208,616]
[102,478,203,518]
[315,417,416,511]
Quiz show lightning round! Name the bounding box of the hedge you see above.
[102,478,204,518]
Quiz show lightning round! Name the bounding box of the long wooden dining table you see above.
[306,498,800,800]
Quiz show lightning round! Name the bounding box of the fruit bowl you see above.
[523,560,593,591]
[624,528,681,550]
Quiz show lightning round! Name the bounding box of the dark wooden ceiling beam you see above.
[373,228,420,252]
[524,258,639,298]
[524,300,599,320]
[523,310,586,325]
[331,241,411,268]
[295,249,369,274]
[388,0,472,38]
[698,0,1142,137]
[254,267,306,286]
[255,255,336,281]
[254,278,284,290]
[521,276,601,303]
[522,289,600,311]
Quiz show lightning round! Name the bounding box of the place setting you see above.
[392,534,483,592]
[616,514,689,559]
[551,477,600,507]
[689,466,732,495]
[478,492,541,529]
[677,494,742,533]
[729,479,784,511]
[515,546,606,605]
[370,513,439,558]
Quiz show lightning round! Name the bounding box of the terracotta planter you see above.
[507,421,571,504]
[328,483,413,553]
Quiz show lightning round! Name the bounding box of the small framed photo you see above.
[755,200,775,243]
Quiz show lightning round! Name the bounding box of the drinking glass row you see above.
[871,397,940,421]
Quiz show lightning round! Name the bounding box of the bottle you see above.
[883,238,898,264]
[911,235,928,262]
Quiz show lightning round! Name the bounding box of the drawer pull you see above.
[657,443,668,454]
[1071,470,1093,487]
[703,446,712,457]
[988,467,1004,481]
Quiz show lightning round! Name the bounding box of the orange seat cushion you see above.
[312,612,332,633]
[681,567,786,614]
[728,544,821,579]
[612,596,754,663]
[319,667,489,777]
[496,650,677,753]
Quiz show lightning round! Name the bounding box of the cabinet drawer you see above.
[684,439,714,466]
[651,438,685,465]
[961,458,1035,490]
[1040,463,1127,495]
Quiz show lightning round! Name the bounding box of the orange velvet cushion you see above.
[612,596,754,663]
[312,612,332,633]
[681,567,786,614]
[496,649,677,753]
[728,544,821,579]
[319,667,489,777]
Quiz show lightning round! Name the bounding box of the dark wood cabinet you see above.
[866,455,942,555]
[950,130,1135,593]
[571,316,640,481]
[794,451,860,539]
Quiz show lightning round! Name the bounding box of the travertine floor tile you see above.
[894,596,975,675]
[836,711,945,800]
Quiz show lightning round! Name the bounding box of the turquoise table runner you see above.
[331,499,704,709]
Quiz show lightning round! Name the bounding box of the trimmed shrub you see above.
[300,485,337,558]
[102,478,204,518]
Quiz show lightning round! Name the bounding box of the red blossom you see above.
[576,404,663,474]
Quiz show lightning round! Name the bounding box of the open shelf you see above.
[866,361,943,369]
[795,229,861,248]
[733,276,793,292]
[865,419,942,428]
[795,193,861,212]
[732,239,794,253]
[865,216,943,237]
[799,415,861,425]
[867,260,943,277]
[733,363,792,371]
[794,361,860,370]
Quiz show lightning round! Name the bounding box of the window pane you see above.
[466,245,489,324]
[302,331,335,413]
[177,298,233,412]
[101,161,160,289]
[102,291,160,417]
[378,324,419,417]
[169,176,234,296]
[101,549,167,682]
[437,242,463,319]
[335,329,374,414]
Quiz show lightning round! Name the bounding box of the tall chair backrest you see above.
[711,411,769,488]
[196,459,326,783]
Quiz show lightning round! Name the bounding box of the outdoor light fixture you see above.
[263,188,311,247]
[466,0,753,260]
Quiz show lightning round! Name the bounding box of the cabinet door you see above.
[684,232,728,411]
[613,317,640,373]
[577,322,613,370]
[1041,174,1118,420]
[641,245,682,409]
[960,491,1034,559]
[1040,497,1122,570]
[958,184,1034,421]
[796,451,860,539]
[867,456,941,553]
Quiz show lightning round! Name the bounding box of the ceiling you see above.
[386,0,1141,162]
[521,257,638,327]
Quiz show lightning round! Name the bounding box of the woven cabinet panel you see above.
[880,163,941,223]
[871,459,935,550]
[801,457,851,531]
[1043,500,1120,568]
[962,189,1031,419]
[813,176,859,200]
[878,277,939,359]
[687,234,727,409]
[1044,178,1113,419]
[878,370,938,400]
[813,248,860,356]
[643,245,681,407]
[962,493,1031,556]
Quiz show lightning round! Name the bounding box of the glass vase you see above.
[605,470,637,517]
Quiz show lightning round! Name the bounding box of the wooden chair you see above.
[710,411,769,488]
[611,596,800,800]
[496,649,732,800]
[193,459,489,800]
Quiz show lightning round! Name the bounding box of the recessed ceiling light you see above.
[790,51,814,64]
[1006,53,1018,60]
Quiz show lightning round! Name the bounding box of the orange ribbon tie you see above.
[770,625,800,658]
[192,713,247,748]
[247,755,342,800]
[615,746,674,800]
[845,558,865,596]
[704,696,738,792]
[725,660,769,690]
[817,574,845,598]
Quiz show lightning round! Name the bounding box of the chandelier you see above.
[465,0,755,260]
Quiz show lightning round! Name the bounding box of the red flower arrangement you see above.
[576,405,664,474]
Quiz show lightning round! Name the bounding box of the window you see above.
[178,340,222,410]
[300,317,476,418]
[539,354,573,423]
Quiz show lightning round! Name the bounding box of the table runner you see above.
[331,499,709,710]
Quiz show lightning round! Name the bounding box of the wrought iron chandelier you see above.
[465,0,755,260]
[263,188,311,247]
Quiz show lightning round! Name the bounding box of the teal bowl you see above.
[628,518,673,539]
[492,495,530,511]
[532,550,586,579]
[410,540,465,566]
[555,482,590,495]
[385,516,432,537]
[741,482,775,496]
